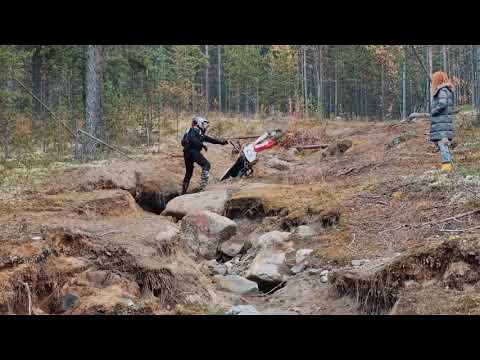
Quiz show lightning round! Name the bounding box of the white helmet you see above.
[193,116,209,131]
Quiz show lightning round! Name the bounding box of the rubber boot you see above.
[181,180,190,195]
[198,169,209,191]
[441,162,453,173]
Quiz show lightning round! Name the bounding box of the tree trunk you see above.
[31,46,42,124]
[256,81,259,115]
[303,45,308,116]
[205,45,209,113]
[334,60,338,117]
[237,83,240,113]
[443,45,448,71]
[217,45,222,112]
[472,45,476,108]
[402,46,407,119]
[245,84,249,115]
[428,46,433,111]
[315,45,322,117]
[381,63,386,120]
[82,45,104,161]
[476,46,480,112]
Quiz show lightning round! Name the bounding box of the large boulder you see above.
[181,211,237,259]
[162,190,229,219]
[214,275,259,295]
[246,248,289,291]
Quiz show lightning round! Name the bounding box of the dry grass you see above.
[226,183,338,220]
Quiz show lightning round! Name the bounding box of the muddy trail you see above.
[3,117,480,315]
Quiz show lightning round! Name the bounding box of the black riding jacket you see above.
[182,127,224,152]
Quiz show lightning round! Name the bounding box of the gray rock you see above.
[215,275,259,295]
[351,259,370,267]
[320,270,329,276]
[290,264,306,275]
[295,225,316,237]
[246,248,289,284]
[61,292,79,311]
[181,211,237,259]
[295,249,314,264]
[224,261,236,275]
[206,260,227,276]
[162,190,228,219]
[308,268,322,275]
[251,231,290,251]
[219,240,244,257]
[225,305,259,315]
[320,275,329,283]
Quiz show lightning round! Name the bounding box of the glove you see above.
[203,145,208,152]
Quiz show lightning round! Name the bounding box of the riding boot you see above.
[181,180,190,195]
[199,169,209,191]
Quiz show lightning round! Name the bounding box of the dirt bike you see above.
[220,129,284,181]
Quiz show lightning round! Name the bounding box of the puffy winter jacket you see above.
[182,127,225,152]
[430,84,454,141]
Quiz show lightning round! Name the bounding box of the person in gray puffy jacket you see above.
[430,71,455,172]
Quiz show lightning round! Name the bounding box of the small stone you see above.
[61,292,79,311]
[261,309,297,315]
[351,259,369,267]
[31,236,43,242]
[320,270,329,276]
[251,231,290,251]
[295,226,316,237]
[291,264,306,275]
[213,265,227,276]
[308,268,321,275]
[296,249,314,264]
[220,241,244,257]
[320,275,328,283]
[225,305,259,315]
[267,157,290,171]
[224,262,235,274]
[206,260,227,276]
[127,299,135,307]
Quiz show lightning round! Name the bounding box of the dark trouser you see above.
[182,149,211,194]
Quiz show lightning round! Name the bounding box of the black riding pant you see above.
[183,149,211,185]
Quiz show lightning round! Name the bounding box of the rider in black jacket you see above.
[181,116,228,194]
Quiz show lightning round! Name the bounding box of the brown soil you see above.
[3,116,480,315]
